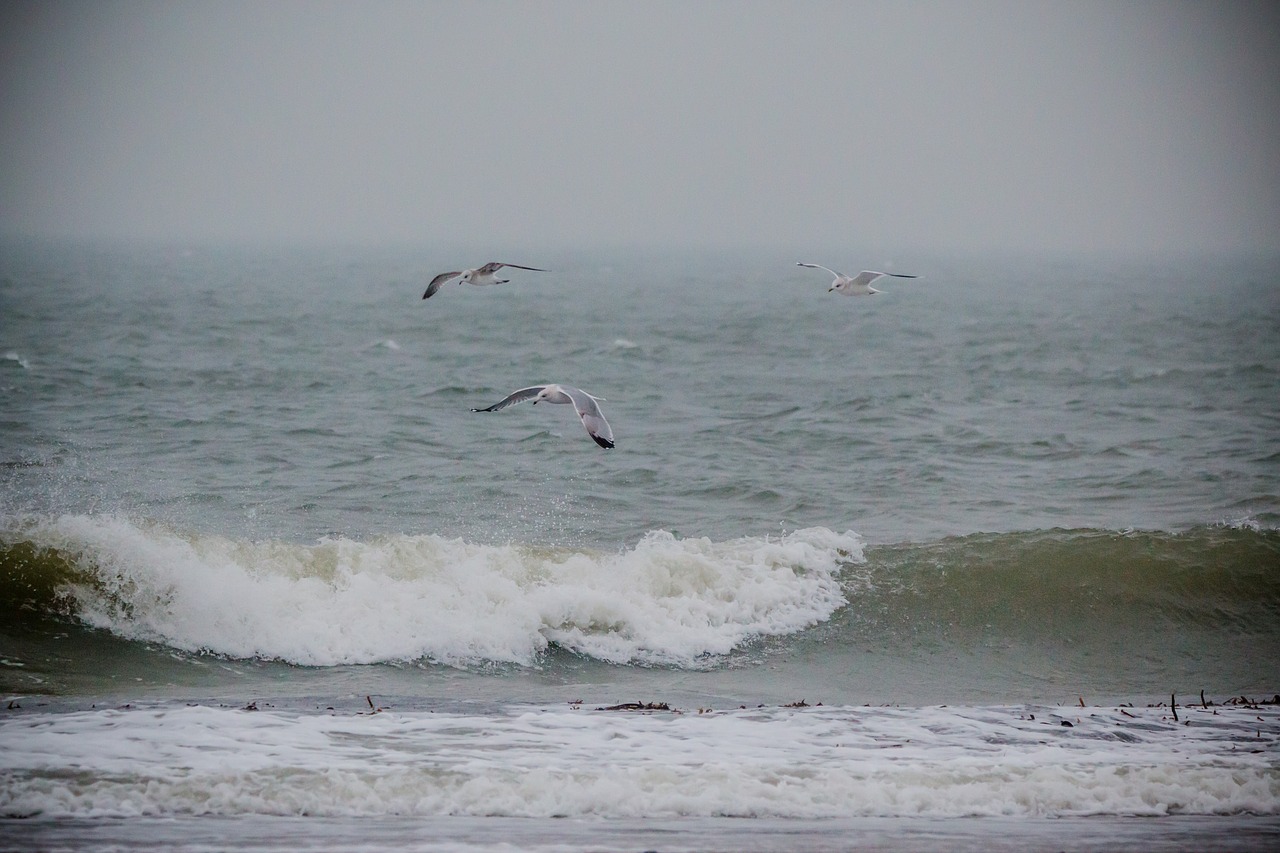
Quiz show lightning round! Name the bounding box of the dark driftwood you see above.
[597,702,672,712]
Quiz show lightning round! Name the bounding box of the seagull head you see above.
[534,384,562,405]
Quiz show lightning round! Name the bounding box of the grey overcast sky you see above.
[1,0,1277,253]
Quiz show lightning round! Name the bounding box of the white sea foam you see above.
[15,515,860,667]
[1,702,1276,820]
[356,338,401,352]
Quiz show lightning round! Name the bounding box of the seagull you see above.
[796,263,918,296]
[471,384,615,449]
[422,262,547,299]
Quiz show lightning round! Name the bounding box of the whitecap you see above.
[17,515,862,668]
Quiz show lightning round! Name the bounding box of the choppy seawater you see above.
[1,241,1278,849]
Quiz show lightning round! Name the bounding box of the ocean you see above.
[1,240,1278,850]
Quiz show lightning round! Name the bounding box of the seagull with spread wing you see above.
[471,384,615,449]
[796,263,918,296]
[422,262,547,299]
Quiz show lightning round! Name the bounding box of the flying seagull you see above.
[422,262,547,299]
[471,384,615,449]
[796,263,918,296]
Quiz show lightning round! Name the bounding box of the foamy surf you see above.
[3,351,30,370]
[1,701,1276,820]
[5,515,861,668]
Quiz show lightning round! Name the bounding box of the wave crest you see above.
[0,516,862,668]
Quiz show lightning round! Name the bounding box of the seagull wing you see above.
[849,271,886,287]
[563,386,615,449]
[423,271,462,299]
[853,270,918,286]
[797,262,844,280]
[470,386,547,413]
[486,262,547,273]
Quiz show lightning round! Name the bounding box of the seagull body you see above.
[423,262,546,299]
[796,263,918,296]
[471,384,615,449]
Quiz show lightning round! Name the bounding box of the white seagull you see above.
[796,263,918,296]
[471,384,615,449]
[422,262,547,299]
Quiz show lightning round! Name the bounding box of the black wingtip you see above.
[593,435,615,449]
[422,291,432,299]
